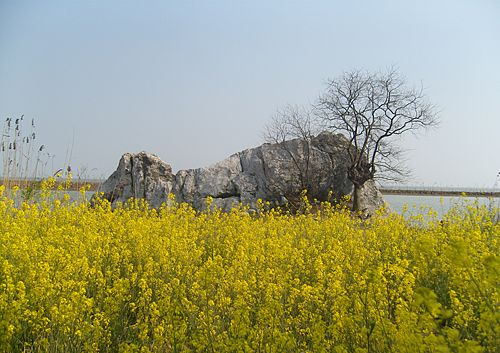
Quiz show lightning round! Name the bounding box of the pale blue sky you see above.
[1,0,499,188]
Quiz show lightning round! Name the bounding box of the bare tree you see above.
[261,104,323,210]
[316,67,439,212]
[262,104,319,144]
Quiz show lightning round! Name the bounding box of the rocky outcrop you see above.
[93,132,393,215]
[93,152,175,207]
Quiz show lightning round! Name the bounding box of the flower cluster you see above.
[0,185,498,352]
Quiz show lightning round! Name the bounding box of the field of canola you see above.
[0,180,499,352]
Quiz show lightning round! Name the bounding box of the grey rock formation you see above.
[93,132,393,215]
[94,152,175,207]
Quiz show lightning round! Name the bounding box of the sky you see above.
[1,0,499,188]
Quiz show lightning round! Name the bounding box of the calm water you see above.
[383,194,500,219]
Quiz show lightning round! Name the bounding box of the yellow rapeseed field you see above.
[0,178,499,352]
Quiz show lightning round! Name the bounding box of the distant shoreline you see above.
[0,181,102,192]
[2,180,499,197]
[380,189,500,198]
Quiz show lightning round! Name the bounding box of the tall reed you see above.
[0,115,49,195]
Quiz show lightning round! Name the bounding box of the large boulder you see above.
[93,132,393,215]
[93,152,175,206]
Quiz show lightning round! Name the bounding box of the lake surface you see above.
[383,194,500,219]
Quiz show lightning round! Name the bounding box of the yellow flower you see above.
[0,189,496,351]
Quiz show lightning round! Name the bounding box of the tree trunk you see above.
[348,162,373,214]
[352,182,364,214]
